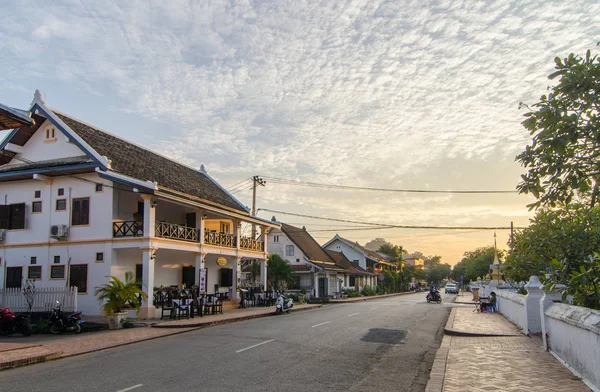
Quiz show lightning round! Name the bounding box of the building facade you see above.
[0,91,279,317]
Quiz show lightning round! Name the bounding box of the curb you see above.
[328,291,417,303]
[442,307,521,337]
[152,304,322,328]
[0,351,62,371]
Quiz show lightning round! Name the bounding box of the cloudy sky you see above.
[1,0,599,264]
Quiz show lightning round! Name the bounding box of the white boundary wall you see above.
[545,303,600,391]
[496,291,526,331]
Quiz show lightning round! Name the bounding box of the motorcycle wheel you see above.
[426,298,430,303]
[50,323,62,334]
[74,323,82,334]
[20,323,32,337]
[286,310,291,314]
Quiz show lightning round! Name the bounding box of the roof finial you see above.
[271,216,277,222]
[200,164,206,174]
[32,89,45,106]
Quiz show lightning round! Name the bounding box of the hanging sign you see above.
[199,269,206,294]
[216,257,227,266]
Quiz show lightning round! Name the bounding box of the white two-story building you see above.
[0,91,279,317]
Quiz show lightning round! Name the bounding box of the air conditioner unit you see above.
[0,229,6,242]
[50,224,69,239]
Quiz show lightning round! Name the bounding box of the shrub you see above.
[362,285,376,296]
[32,319,50,334]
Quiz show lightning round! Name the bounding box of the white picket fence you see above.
[0,286,78,312]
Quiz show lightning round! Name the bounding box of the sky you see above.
[1,0,599,265]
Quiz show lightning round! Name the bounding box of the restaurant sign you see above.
[216,257,227,266]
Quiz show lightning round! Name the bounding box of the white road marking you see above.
[236,339,275,353]
[371,307,379,310]
[116,385,143,392]
[348,312,359,317]
[311,321,330,328]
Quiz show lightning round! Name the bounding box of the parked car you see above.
[445,283,459,294]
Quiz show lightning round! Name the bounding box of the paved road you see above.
[2,292,452,392]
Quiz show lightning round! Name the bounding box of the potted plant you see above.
[95,272,147,330]
[298,289,306,304]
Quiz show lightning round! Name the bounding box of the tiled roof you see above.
[280,223,334,263]
[338,236,388,263]
[290,264,312,272]
[325,250,373,276]
[0,155,93,173]
[55,113,248,213]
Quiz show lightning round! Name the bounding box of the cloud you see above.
[1,0,599,262]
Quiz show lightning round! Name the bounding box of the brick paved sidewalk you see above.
[0,303,321,370]
[426,306,591,392]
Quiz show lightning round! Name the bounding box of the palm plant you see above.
[94,272,148,315]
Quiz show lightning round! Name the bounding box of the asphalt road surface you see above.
[2,292,452,392]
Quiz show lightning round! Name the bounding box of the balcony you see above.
[204,229,236,248]
[239,236,264,251]
[155,222,200,243]
[113,221,143,237]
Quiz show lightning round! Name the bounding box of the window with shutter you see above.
[69,264,88,293]
[9,203,25,230]
[0,205,9,229]
[72,198,90,226]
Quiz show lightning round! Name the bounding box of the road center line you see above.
[348,312,359,317]
[236,339,275,353]
[116,385,143,392]
[311,321,330,328]
[371,307,379,310]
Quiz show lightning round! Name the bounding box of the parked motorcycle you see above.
[274,293,293,315]
[426,291,442,304]
[49,301,84,334]
[0,308,32,337]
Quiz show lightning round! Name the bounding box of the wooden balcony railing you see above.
[155,222,200,243]
[204,229,236,248]
[239,237,264,251]
[113,221,143,237]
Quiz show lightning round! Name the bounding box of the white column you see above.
[261,226,268,253]
[139,248,155,319]
[523,276,544,334]
[234,256,242,303]
[196,211,205,245]
[260,258,267,290]
[314,273,319,298]
[235,220,241,251]
[141,195,156,238]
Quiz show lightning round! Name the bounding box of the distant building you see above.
[403,257,425,270]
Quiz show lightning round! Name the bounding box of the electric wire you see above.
[260,176,518,194]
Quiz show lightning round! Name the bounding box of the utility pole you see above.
[251,175,266,239]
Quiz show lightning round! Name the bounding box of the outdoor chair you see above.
[160,292,175,319]
[173,299,190,319]
[190,296,203,318]
[214,297,223,314]
[203,295,216,315]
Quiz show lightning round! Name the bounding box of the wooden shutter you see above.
[9,203,25,230]
[81,198,89,225]
[69,264,88,293]
[72,198,89,225]
[0,205,9,229]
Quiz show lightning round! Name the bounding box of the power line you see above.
[260,176,518,194]
[258,208,525,230]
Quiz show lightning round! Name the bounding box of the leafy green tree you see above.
[544,254,600,310]
[267,254,295,290]
[505,204,600,283]
[424,255,442,269]
[427,263,452,285]
[517,49,600,209]
[452,247,499,284]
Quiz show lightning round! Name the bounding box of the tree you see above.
[427,263,452,285]
[517,48,600,209]
[364,238,389,251]
[505,204,600,283]
[267,254,295,290]
[424,255,442,269]
[94,272,147,315]
[452,247,499,284]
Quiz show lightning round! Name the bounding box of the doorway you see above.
[6,267,23,288]
[182,266,195,288]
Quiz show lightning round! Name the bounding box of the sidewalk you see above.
[426,306,591,391]
[0,303,321,371]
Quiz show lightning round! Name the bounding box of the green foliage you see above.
[267,254,295,290]
[361,285,377,296]
[94,271,147,315]
[424,255,442,269]
[543,254,600,310]
[427,263,452,285]
[250,260,261,284]
[343,289,361,298]
[452,247,500,283]
[32,319,50,334]
[516,287,528,295]
[517,48,600,209]
[505,204,600,283]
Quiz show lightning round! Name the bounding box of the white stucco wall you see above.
[9,119,86,163]
[267,228,309,266]
[545,303,600,391]
[324,239,366,269]
[496,291,527,331]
